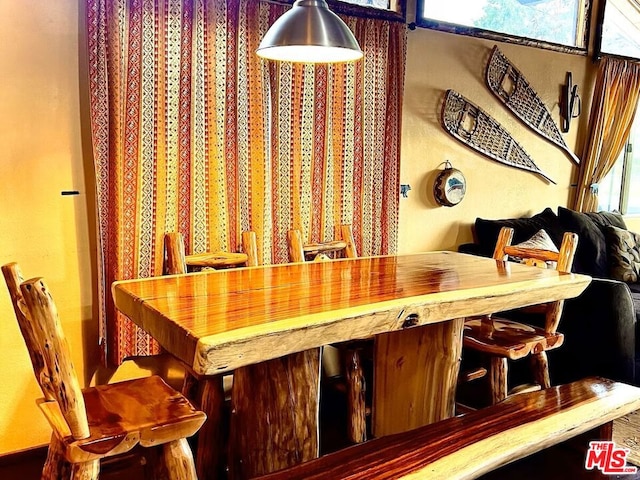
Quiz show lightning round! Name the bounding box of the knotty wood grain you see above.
[185,252,249,269]
[20,278,90,440]
[160,439,198,480]
[112,253,590,377]
[164,233,188,275]
[344,347,367,443]
[490,357,508,404]
[463,318,564,360]
[1,263,55,401]
[195,377,225,480]
[37,375,206,463]
[373,319,464,436]
[229,348,321,479]
[255,378,640,480]
[242,231,258,267]
[41,434,73,480]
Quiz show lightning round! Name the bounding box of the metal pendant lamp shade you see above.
[257,0,363,63]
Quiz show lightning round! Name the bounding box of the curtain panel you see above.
[87,0,407,365]
[574,57,640,212]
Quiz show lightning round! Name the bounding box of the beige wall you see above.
[0,0,93,453]
[398,27,597,253]
[0,0,174,454]
[0,0,611,456]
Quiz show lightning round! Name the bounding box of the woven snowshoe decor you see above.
[441,89,556,184]
[486,46,580,165]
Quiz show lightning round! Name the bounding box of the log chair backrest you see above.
[164,232,188,275]
[491,226,579,333]
[164,231,259,275]
[5,269,91,440]
[287,224,357,263]
[2,263,55,402]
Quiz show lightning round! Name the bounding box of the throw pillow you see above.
[474,208,564,256]
[604,225,640,283]
[585,210,627,231]
[509,229,559,268]
[557,207,609,278]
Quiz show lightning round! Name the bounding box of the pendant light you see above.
[257,0,363,63]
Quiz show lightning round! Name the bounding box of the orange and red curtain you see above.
[87,0,406,365]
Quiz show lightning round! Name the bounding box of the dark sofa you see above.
[459,206,637,385]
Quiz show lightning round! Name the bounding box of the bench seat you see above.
[254,377,640,480]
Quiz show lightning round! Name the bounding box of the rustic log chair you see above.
[287,224,357,263]
[463,226,579,405]
[162,231,259,478]
[2,263,206,480]
[287,224,368,445]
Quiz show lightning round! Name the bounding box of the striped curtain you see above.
[87,0,406,365]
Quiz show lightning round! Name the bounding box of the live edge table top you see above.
[111,251,591,377]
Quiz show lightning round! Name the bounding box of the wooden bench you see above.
[254,377,640,480]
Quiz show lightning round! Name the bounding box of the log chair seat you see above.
[463,317,564,360]
[254,377,640,480]
[38,375,206,463]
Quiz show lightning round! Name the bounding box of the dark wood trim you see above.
[590,0,640,62]
[0,444,148,477]
[414,0,591,56]
[0,445,47,468]
[258,0,406,23]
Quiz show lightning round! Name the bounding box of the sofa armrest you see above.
[550,278,636,385]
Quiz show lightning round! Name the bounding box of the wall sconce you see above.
[256,0,363,63]
[561,72,581,133]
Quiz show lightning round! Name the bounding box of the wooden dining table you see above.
[112,251,591,480]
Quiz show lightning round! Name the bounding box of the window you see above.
[597,0,640,60]
[341,0,390,9]
[333,0,405,21]
[598,111,640,214]
[416,0,590,53]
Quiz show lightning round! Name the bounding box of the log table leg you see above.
[228,348,321,480]
[195,376,226,480]
[490,357,509,405]
[344,347,367,444]
[372,319,464,437]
